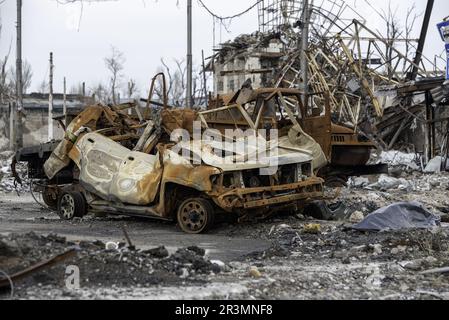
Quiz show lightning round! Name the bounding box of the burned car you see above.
[204,87,387,186]
[14,98,326,233]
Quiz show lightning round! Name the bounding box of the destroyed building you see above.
[206,0,449,168]
[208,32,286,94]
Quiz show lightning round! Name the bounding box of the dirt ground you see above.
[1,169,449,300]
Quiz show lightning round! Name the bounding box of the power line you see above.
[197,0,262,21]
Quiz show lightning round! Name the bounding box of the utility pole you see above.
[14,0,23,150]
[300,0,310,108]
[127,81,133,115]
[48,52,54,141]
[186,0,193,108]
[201,50,208,106]
[408,0,434,81]
[63,77,67,126]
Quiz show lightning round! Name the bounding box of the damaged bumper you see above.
[214,177,324,211]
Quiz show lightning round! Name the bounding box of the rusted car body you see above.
[15,96,325,233]
[205,87,387,186]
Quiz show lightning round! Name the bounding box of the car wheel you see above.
[177,198,215,234]
[324,175,348,188]
[42,188,58,210]
[57,191,87,220]
[304,200,348,221]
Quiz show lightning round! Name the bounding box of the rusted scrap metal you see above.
[0,248,78,290]
[205,87,382,185]
[121,225,135,251]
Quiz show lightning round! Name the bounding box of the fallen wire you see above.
[29,180,52,211]
[0,269,14,299]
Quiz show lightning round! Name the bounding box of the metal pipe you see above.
[63,77,67,126]
[48,52,54,141]
[186,0,193,108]
[15,0,23,150]
[202,49,208,106]
[408,0,434,81]
[300,0,310,109]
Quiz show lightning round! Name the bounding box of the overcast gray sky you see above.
[0,0,448,95]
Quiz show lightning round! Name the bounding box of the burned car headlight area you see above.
[217,163,322,216]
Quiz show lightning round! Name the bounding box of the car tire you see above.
[42,188,58,210]
[304,200,348,221]
[176,198,215,234]
[57,191,87,220]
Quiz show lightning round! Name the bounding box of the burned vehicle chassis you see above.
[13,75,328,234]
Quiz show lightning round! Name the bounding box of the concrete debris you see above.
[210,260,226,272]
[349,170,449,193]
[378,151,421,171]
[424,157,445,173]
[349,211,365,224]
[391,246,408,255]
[367,175,412,191]
[371,244,383,256]
[349,177,370,188]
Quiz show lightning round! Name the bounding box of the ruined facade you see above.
[208,33,286,95]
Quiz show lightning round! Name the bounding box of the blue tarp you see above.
[353,201,441,232]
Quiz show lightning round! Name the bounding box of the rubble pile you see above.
[260,223,449,263]
[0,232,222,296]
[234,219,449,300]
[349,173,449,193]
[342,173,449,230]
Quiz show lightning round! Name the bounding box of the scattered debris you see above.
[424,157,445,173]
[420,266,449,275]
[303,224,321,234]
[142,246,169,259]
[349,211,365,223]
[249,266,262,278]
[210,260,226,272]
[0,232,221,295]
[105,242,119,251]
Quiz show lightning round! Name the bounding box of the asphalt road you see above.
[0,194,270,262]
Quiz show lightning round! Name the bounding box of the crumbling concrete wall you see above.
[0,94,88,150]
[212,34,284,95]
[0,105,65,150]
